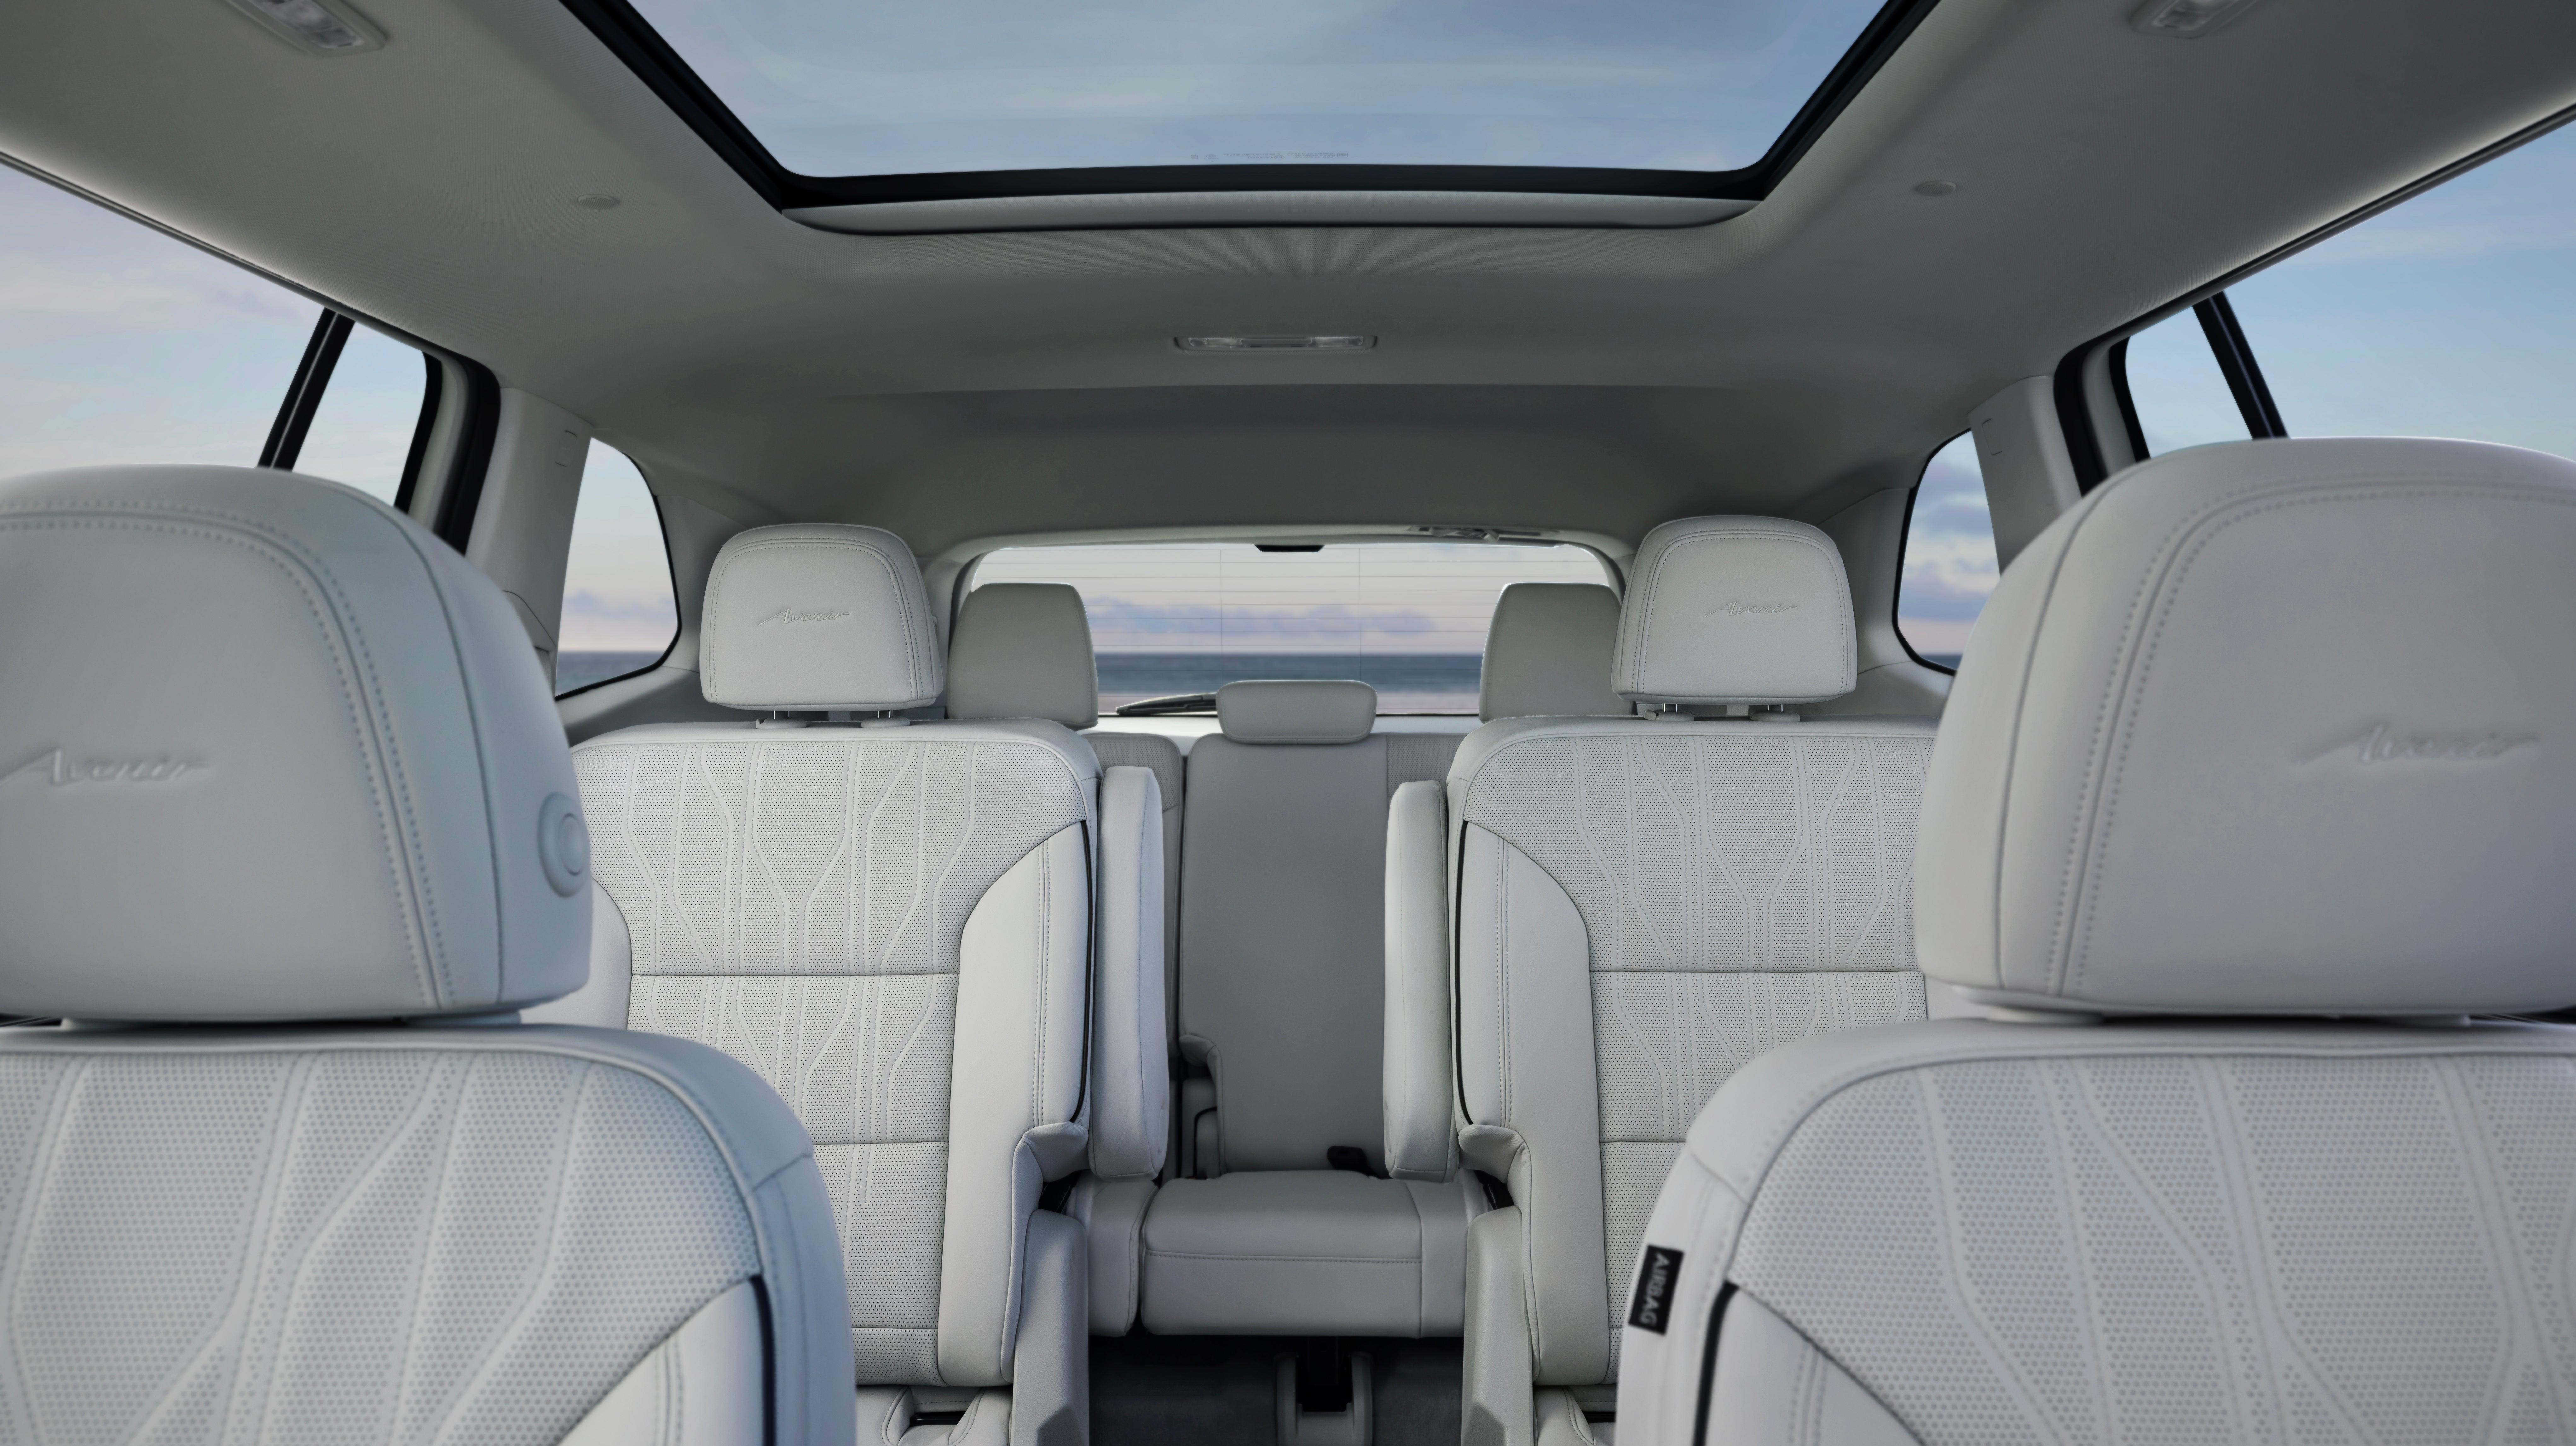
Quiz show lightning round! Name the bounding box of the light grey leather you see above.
[1464,1207,1538,1446]
[1456,824,1612,1387]
[1216,679,1378,744]
[0,465,586,1021]
[1694,1294,1918,1446]
[1179,731,1459,1173]
[1139,1171,1483,1336]
[1614,1020,2576,1446]
[1087,732,1185,1051]
[1533,1389,1617,1446]
[575,716,1097,1385]
[1071,1174,1156,1335]
[949,583,1099,730]
[1612,516,1857,705]
[700,523,942,710]
[1008,1210,1090,1446]
[561,1280,767,1446]
[1383,780,1456,1182]
[1917,437,2576,1015]
[0,1015,856,1446]
[1090,764,1169,1181]
[1451,714,1934,1391]
[1480,582,1626,722]
[521,880,635,1028]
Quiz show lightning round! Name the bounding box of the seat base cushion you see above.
[1140,1170,1484,1336]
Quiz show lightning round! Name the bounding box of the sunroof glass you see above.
[621,0,1897,181]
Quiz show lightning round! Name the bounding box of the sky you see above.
[625,0,1888,176]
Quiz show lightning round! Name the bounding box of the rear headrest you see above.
[1216,680,1376,745]
[1919,437,2576,1016]
[1613,517,1856,705]
[947,582,1099,730]
[701,523,942,711]
[0,466,588,1022]
[1480,582,1626,722]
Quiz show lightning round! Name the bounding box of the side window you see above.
[1,164,318,475]
[2118,305,2256,456]
[3,164,436,504]
[1895,433,1999,671]
[286,320,435,502]
[556,441,678,696]
[2223,119,2576,456]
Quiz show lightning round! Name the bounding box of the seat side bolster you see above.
[1090,766,1170,1180]
[1465,1206,1537,1446]
[1457,824,1611,1386]
[1695,1293,1924,1446]
[1384,780,1458,1182]
[940,824,1094,1388]
[520,880,633,1029]
[560,1281,766,1446]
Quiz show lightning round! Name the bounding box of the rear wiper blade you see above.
[1113,692,1219,717]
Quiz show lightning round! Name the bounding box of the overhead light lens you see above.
[222,0,385,55]
[1176,335,1375,352]
[2130,0,2265,38]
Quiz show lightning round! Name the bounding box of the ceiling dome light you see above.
[2131,0,2268,38]
[220,0,384,55]
[1176,335,1375,353]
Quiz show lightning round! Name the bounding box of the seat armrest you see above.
[1090,765,1169,1180]
[1384,779,1457,1181]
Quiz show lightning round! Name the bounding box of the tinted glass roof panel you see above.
[621,0,1894,181]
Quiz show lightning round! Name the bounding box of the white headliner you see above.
[3,0,2573,555]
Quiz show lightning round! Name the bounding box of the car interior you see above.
[5,0,2576,1442]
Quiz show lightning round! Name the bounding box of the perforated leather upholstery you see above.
[1618,440,2576,1446]
[0,466,850,1446]
[1441,516,1932,1436]
[576,525,1141,1437]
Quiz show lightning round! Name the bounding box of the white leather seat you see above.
[1618,438,2576,1446]
[1138,679,1486,1337]
[0,465,851,1446]
[1419,518,1937,1444]
[569,531,1163,1445]
[944,580,1173,1340]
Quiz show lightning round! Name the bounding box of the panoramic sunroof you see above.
[574,0,1932,207]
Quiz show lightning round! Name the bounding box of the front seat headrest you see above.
[0,466,588,1022]
[1479,582,1625,722]
[946,582,1100,730]
[700,523,942,711]
[1919,437,2576,1016]
[1614,517,1857,705]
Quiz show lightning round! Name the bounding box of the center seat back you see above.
[1136,679,1479,1338]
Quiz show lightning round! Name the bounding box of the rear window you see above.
[968,541,1611,714]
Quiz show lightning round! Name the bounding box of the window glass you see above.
[294,324,430,503]
[2120,308,2251,456]
[0,163,316,476]
[1895,432,1998,670]
[625,0,1891,178]
[556,442,678,696]
[970,541,1610,714]
[2225,119,2576,458]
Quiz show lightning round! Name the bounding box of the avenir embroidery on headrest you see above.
[2300,723,2534,766]
[1,747,205,787]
